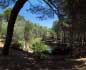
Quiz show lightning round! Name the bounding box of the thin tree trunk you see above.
[2,0,27,55]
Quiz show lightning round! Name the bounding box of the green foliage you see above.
[0,22,2,33]
[31,42,51,59]
[52,20,60,33]
[0,14,53,53]
[52,20,62,39]
[3,8,12,21]
[32,42,49,53]
[13,15,25,41]
[0,22,7,38]
[4,8,11,15]
[0,8,12,21]
[52,20,69,36]
[0,13,5,17]
[0,0,16,8]
[24,20,33,41]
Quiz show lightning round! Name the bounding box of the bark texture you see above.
[3,0,27,55]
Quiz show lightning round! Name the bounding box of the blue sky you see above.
[0,0,58,28]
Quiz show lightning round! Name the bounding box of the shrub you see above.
[32,42,49,53]
[32,42,50,59]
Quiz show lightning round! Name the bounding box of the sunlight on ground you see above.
[0,40,4,48]
[72,58,86,61]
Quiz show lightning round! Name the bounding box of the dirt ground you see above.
[0,41,86,70]
[0,48,86,70]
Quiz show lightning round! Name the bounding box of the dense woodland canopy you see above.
[0,13,55,54]
[0,8,57,55]
[0,0,85,58]
[0,0,86,70]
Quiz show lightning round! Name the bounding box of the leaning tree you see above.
[1,0,27,55]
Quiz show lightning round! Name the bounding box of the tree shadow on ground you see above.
[0,47,86,70]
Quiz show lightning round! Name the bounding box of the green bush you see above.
[32,42,50,59]
[32,42,49,53]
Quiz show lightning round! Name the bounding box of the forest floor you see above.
[0,48,86,70]
[0,41,86,70]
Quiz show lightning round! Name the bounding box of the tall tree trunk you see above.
[2,0,27,55]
